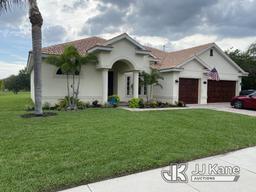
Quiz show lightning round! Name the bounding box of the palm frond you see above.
[81,53,98,64]
[0,0,25,12]
[45,55,62,67]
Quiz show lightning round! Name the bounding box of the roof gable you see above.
[102,33,147,51]
[148,43,214,70]
[197,44,248,75]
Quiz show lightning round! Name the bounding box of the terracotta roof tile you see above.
[41,36,214,69]
[41,37,107,55]
[147,43,214,69]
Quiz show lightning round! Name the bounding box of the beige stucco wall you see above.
[97,39,151,72]
[40,62,103,105]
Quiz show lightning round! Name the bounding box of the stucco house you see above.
[27,33,248,105]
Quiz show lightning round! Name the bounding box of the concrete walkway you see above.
[122,103,256,117]
[188,102,256,117]
[58,147,256,192]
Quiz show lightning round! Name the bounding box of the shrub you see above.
[108,95,120,107]
[57,97,70,110]
[176,100,186,107]
[150,101,158,108]
[128,98,142,108]
[77,100,87,110]
[42,102,51,110]
[138,99,145,108]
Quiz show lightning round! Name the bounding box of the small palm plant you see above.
[140,69,164,102]
[46,45,98,110]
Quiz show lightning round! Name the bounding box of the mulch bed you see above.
[20,112,58,118]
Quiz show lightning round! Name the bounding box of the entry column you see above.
[102,69,109,103]
[133,71,139,98]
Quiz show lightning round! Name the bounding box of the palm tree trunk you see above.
[29,0,43,115]
[66,73,71,107]
[150,85,153,101]
[72,74,75,109]
[75,66,81,101]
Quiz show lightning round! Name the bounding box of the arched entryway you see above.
[100,59,139,103]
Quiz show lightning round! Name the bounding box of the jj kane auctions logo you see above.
[161,163,240,183]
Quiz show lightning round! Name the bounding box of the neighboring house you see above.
[27,33,248,105]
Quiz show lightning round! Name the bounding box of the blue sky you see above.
[0,0,256,79]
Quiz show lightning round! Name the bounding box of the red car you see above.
[231,92,256,110]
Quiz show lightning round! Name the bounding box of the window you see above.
[56,68,80,75]
[126,76,131,95]
[139,84,142,95]
[56,68,63,75]
[210,49,214,56]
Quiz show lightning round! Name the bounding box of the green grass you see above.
[1,92,256,192]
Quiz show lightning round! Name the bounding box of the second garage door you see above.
[179,78,199,104]
[207,80,236,103]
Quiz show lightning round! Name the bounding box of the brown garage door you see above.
[207,80,236,103]
[179,78,199,104]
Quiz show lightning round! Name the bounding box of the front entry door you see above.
[108,71,114,96]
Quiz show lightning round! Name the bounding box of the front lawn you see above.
[1,92,256,192]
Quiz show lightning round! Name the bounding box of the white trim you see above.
[176,56,212,70]
[87,46,113,53]
[135,50,151,55]
[159,68,184,73]
[103,33,147,51]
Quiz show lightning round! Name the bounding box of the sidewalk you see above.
[59,146,256,192]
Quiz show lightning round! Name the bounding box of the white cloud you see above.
[0,61,25,79]
[37,0,100,43]
[216,36,256,51]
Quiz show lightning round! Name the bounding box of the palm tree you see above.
[140,69,164,102]
[0,0,43,115]
[46,45,98,110]
[247,42,256,58]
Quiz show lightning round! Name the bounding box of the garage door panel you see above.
[207,80,236,103]
[179,78,199,104]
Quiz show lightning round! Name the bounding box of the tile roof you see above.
[41,37,107,55]
[147,43,214,69]
[41,36,214,69]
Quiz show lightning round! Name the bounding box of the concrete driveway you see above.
[58,147,256,192]
[188,102,256,117]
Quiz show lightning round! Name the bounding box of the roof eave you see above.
[159,67,184,73]
[87,46,113,53]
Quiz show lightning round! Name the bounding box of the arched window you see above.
[56,68,80,75]
[56,68,63,75]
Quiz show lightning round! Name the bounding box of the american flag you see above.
[208,68,220,81]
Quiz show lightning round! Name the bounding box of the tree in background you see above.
[247,42,256,58]
[3,68,30,93]
[46,45,98,109]
[0,80,5,91]
[140,69,164,102]
[226,42,256,90]
[0,0,43,115]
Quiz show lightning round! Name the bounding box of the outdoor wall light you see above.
[175,80,179,83]
[203,81,207,84]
